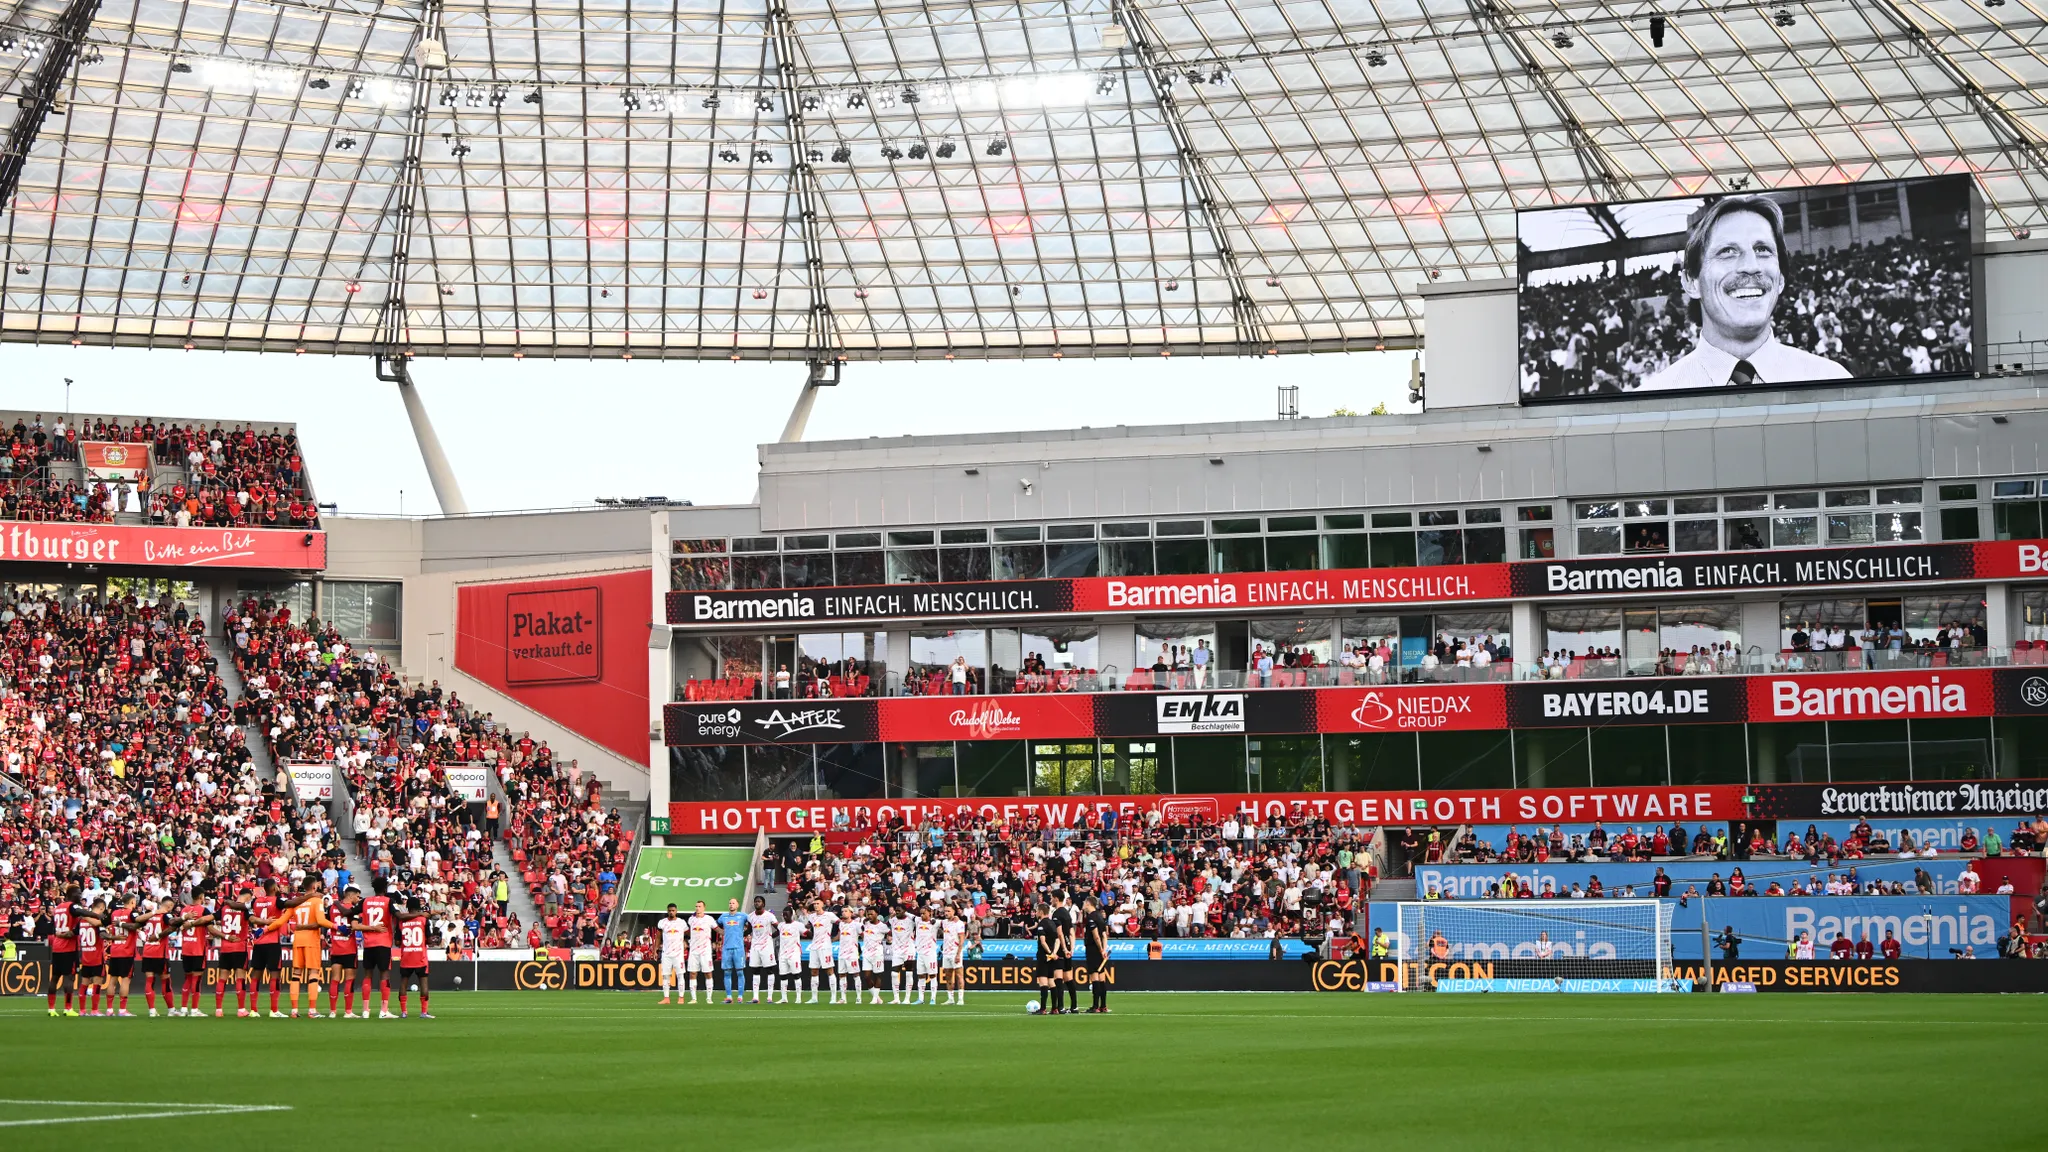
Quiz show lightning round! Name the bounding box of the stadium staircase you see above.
[1368,877,1418,902]
[327,772,373,888]
[480,771,543,932]
[208,631,278,786]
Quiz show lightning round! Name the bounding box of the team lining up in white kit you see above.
[655,896,971,1005]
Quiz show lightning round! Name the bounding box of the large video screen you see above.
[1516,174,1977,403]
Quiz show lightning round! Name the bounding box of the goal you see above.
[1391,900,1680,992]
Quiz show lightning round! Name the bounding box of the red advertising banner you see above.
[0,521,324,569]
[671,539,2048,627]
[670,784,1748,835]
[873,693,1098,743]
[1745,668,1994,721]
[80,441,148,481]
[1314,683,1509,733]
[456,570,650,764]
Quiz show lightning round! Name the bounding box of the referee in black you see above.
[1034,904,1061,1015]
[1051,890,1078,1014]
[1082,895,1112,1013]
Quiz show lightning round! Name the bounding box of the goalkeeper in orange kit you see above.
[267,877,334,1018]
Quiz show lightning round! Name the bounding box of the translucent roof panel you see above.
[2,0,2043,360]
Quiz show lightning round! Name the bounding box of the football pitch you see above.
[5,991,2044,1149]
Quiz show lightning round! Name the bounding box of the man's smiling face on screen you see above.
[1684,206,1783,351]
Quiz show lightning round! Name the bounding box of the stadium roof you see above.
[0,0,2043,362]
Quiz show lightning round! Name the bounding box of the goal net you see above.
[1391,900,1681,992]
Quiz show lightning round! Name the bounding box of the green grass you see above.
[5,990,2045,1149]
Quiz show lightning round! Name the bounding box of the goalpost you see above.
[1392,900,1682,992]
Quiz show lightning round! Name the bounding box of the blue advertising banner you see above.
[1800,819,1983,852]
[1466,822,1733,850]
[1678,895,2012,961]
[1413,857,1976,899]
[973,938,1316,961]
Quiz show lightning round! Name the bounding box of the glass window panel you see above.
[835,551,883,585]
[781,552,834,588]
[1674,520,1719,552]
[1825,489,1870,508]
[1250,618,1335,666]
[1464,507,1503,524]
[1875,487,1921,506]
[1827,513,1876,544]
[1725,517,1769,550]
[1910,718,1993,781]
[1370,511,1412,528]
[1577,525,1621,555]
[834,533,880,548]
[1047,524,1095,541]
[1155,520,1204,537]
[1545,607,1622,660]
[1660,603,1741,656]
[1773,492,1820,510]
[1322,514,1365,530]
[1749,721,1829,783]
[1435,611,1512,658]
[1669,724,1749,786]
[1940,507,1981,541]
[324,581,401,643]
[1514,728,1589,789]
[1723,494,1768,512]
[1516,505,1554,522]
[1326,733,1417,791]
[1265,535,1318,571]
[992,545,1045,580]
[670,745,749,802]
[1212,538,1264,573]
[1419,509,1459,527]
[910,630,987,690]
[958,740,1029,797]
[1248,736,1322,793]
[784,535,829,550]
[1938,483,1978,502]
[1324,534,1370,568]
[1996,716,2048,778]
[1992,480,2035,499]
[1045,541,1100,578]
[887,549,940,584]
[1781,599,1866,648]
[994,526,1041,542]
[891,742,957,799]
[1418,731,1513,790]
[1624,522,1669,553]
[1416,529,1463,566]
[1100,740,1162,795]
[1267,515,1317,532]
[1673,497,1718,515]
[732,556,781,588]
[1211,518,1258,535]
[888,530,935,546]
[1827,719,1912,782]
[1902,592,1985,643]
[940,547,991,582]
[1101,522,1149,538]
[1338,614,1404,655]
[1023,625,1099,674]
[1876,510,1923,542]
[733,537,777,553]
[1771,516,1818,547]
[1464,527,1507,564]
[670,540,731,591]
[1154,540,1208,575]
[1592,726,1668,788]
[1100,541,1154,577]
[817,743,887,801]
[1993,502,2041,541]
[1170,736,1246,793]
[1575,501,1619,520]
[1370,532,1416,567]
[940,528,988,544]
[1624,500,1667,517]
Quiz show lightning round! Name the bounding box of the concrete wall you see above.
[1417,278,1517,410]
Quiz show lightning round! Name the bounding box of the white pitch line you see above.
[0,1102,290,1128]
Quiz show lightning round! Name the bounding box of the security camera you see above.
[1019,479,1035,496]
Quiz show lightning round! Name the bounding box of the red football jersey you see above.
[328,909,358,956]
[251,894,281,944]
[216,906,250,952]
[108,907,136,958]
[49,901,78,953]
[179,903,209,955]
[140,914,168,959]
[396,916,430,969]
[359,896,394,948]
[77,921,105,967]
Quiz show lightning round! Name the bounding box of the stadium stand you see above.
[0,412,317,529]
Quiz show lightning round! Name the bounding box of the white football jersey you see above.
[656,916,688,954]
[686,913,716,950]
